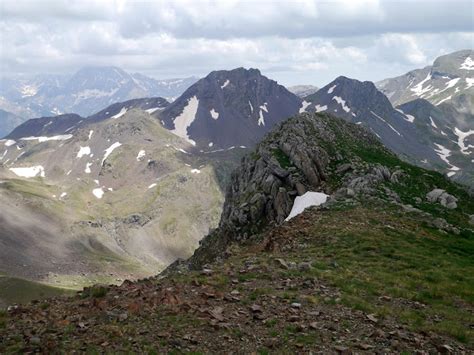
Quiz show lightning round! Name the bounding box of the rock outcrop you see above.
[426,189,458,209]
[188,112,399,268]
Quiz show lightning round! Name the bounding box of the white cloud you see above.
[0,0,472,87]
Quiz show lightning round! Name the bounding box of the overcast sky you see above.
[0,0,472,86]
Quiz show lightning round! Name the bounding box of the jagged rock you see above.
[188,113,411,269]
[426,189,458,209]
[432,218,448,230]
[426,189,445,202]
[336,163,353,175]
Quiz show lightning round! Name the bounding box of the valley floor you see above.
[1,204,472,353]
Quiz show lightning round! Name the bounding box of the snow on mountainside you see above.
[0,66,197,120]
[302,76,474,184]
[4,97,169,140]
[377,50,474,113]
[158,68,302,149]
[0,107,226,288]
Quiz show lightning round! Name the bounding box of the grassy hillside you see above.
[1,203,472,353]
[0,276,74,309]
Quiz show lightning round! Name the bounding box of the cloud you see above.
[0,0,472,87]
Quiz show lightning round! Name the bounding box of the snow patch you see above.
[429,116,438,129]
[77,146,91,158]
[434,143,460,173]
[332,96,350,112]
[208,142,213,147]
[314,104,327,112]
[404,114,415,123]
[370,111,402,136]
[101,142,122,166]
[9,165,45,178]
[92,188,104,199]
[4,140,16,147]
[410,73,432,96]
[454,127,474,155]
[435,95,452,106]
[136,150,146,161]
[190,169,201,174]
[171,96,199,145]
[145,107,160,114]
[21,85,37,97]
[60,192,67,198]
[460,56,474,70]
[299,100,310,113]
[249,101,254,113]
[444,77,460,89]
[258,103,268,126]
[285,192,329,221]
[148,183,157,189]
[466,78,474,89]
[210,108,219,119]
[85,162,92,174]
[20,135,73,143]
[221,79,230,89]
[327,84,337,94]
[111,107,127,119]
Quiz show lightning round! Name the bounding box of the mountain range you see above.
[0,50,473,306]
[0,67,198,135]
[377,49,473,113]
[2,110,472,352]
[302,73,474,184]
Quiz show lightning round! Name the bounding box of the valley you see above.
[0,41,472,352]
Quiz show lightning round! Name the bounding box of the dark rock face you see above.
[220,116,332,234]
[158,68,302,149]
[6,113,84,139]
[304,76,449,171]
[88,97,169,124]
[189,112,396,268]
[5,97,169,139]
[396,99,474,185]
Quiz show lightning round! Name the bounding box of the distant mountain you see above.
[158,68,302,149]
[0,103,234,288]
[396,99,473,185]
[377,50,474,113]
[5,97,169,139]
[0,109,23,138]
[302,76,473,183]
[0,67,197,119]
[287,85,319,97]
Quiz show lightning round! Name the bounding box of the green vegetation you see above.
[272,148,292,169]
[0,276,74,309]
[273,206,474,344]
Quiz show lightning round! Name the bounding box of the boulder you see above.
[426,189,458,209]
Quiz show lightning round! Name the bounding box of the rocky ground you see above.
[1,204,472,353]
[1,112,472,353]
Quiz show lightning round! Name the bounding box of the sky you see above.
[0,0,472,87]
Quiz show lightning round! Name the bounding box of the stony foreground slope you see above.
[1,112,473,353]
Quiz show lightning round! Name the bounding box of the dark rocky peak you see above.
[158,68,301,149]
[90,97,170,123]
[306,76,394,116]
[189,112,402,268]
[6,113,84,139]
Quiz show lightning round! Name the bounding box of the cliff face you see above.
[187,111,474,270]
[188,112,407,268]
